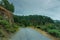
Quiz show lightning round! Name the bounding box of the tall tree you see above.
[0,0,14,12]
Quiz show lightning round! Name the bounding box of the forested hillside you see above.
[14,15,54,26]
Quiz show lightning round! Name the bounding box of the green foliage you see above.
[13,15,54,27]
[0,0,14,12]
[37,24,60,38]
[0,20,9,25]
[5,23,19,33]
[0,20,19,33]
[48,29,60,37]
[0,16,3,20]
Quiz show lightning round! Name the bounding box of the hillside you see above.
[14,15,54,26]
[0,5,19,39]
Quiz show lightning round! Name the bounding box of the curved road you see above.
[9,28,52,40]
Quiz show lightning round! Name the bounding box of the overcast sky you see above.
[9,0,60,20]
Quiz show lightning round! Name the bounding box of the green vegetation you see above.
[13,15,60,38]
[0,16,19,38]
[0,20,19,33]
[13,15,54,26]
[0,0,14,12]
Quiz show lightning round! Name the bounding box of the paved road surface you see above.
[9,28,52,40]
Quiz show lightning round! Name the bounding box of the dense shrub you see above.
[5,24,19,33]
[0,16,3,20]
[48,29,60,37]
[36,24,60,37]
[0,19,19,33]
[0,20,9,25]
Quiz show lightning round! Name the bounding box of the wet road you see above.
[9,28,52,40]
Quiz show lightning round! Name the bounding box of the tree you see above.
[13,15,54,26]
[0,0,14,12]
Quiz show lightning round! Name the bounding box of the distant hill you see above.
[13,15,54,26]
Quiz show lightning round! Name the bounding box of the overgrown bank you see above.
[0,16,19,40]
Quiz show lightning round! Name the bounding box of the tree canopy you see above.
[13,15,54,26]
[0,0,14,12]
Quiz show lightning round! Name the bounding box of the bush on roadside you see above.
[36,23,60,37]
[0,20,9,25]
[48,29,60,37]
[0,19,19,33]
[0,16,3,20]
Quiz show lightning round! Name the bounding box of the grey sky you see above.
[9,0,60,20]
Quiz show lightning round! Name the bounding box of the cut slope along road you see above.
[9,28,52,40]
